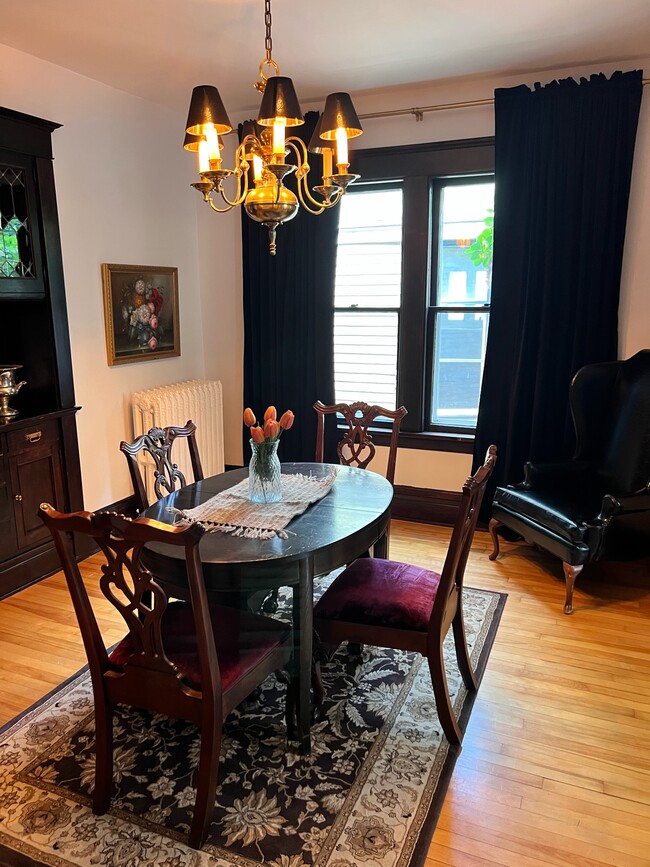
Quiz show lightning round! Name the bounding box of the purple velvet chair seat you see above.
[109,601,290,690]
[314,558,442,632]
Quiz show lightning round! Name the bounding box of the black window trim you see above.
[345,136,495,452]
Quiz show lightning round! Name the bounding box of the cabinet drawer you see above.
[6,420,60,455]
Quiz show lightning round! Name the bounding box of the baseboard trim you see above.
[392,485,461,526]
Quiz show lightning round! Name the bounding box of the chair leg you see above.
[562,562,583,615]
[452,608,478,691]
[189,718,222,850]
[92,702,113,815]
[427,644,462,746]
[488,518,501,560]
[312,660,325,709]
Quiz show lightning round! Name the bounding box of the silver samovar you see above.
[0,365,26,419]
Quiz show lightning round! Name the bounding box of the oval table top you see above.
[141,462,393,593]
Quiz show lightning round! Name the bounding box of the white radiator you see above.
[130,379,225,503]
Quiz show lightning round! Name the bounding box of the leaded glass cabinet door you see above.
[0,149,45,298]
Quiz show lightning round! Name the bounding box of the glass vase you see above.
[248,439,282,503]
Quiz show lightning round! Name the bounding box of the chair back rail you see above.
[314,400,407,484]
[120,420,204,512]
[429,445,497,637]
[39,506,217,716]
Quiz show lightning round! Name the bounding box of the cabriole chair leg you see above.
[562,562,583,615]
[488,518,501,560]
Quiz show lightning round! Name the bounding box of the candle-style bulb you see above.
[335,128,348,172]
[198,139,210,173]
[253,154,264,181]
[272,118,287,159]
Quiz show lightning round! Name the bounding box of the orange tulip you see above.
[279,409,294,430]
[264,405,277,422]
[243,407,256,427]
[264,418,279,439]
[250,425,265,444]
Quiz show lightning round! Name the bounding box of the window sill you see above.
[372,429,475,455]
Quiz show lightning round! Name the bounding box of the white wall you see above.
[206,57,650,489]
[195,142,244,467]
[1,43,206,509]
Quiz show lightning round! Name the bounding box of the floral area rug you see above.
[0,581,505,867]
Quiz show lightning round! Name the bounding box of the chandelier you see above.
[183,0,363,255]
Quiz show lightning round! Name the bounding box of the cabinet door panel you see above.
[0,460,18,560]
[10,446,64,549]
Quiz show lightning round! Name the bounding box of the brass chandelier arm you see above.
[286,138,342,214]
[216,167,250,208]
[206,195,238,214]
[209,143,251,208]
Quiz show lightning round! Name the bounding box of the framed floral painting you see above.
[102,263,180,365]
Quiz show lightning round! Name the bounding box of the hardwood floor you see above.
[1,521,649,866]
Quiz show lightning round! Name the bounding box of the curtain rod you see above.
[359,78,650,122]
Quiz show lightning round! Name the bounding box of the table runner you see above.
[171,470,336,539]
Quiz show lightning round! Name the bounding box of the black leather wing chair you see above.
[489,350,650,614]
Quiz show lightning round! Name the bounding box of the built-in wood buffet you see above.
[0,107,84,598]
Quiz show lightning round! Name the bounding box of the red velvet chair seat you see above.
[314,558,442,632]
[109,602,290,690]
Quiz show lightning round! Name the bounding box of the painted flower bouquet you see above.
[120,277,165,352]
[243,405,294,502]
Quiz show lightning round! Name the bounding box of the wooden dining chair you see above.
[39,504,293,850]
[264,400,408,619]
[314,400,407,484]
[313,445,497,745]
[120,420,204,511]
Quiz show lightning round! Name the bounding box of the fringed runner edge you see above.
[167,471,337,539]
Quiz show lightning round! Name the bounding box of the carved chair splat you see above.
[120,420,204,512]
[314,400,407,485]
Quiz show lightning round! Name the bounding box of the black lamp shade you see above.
[319,92,363,140]
[240,120,261,141]
[307,115,333,154]
[183,131,225,152]
[185,85,232,136]
[257,76,304,127]
[183,132,202,152]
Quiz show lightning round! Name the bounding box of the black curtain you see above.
[242,111,340,463]
[473,70,643,514]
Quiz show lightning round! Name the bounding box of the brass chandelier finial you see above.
[183,0,362,255]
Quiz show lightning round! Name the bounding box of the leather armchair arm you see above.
[521,460,592,490]
[598,488,650,520]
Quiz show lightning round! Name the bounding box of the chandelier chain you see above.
[264,0,273,62]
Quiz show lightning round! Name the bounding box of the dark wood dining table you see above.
[140,462,394,753]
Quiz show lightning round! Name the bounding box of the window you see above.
[429,179,494,429]
[334,186,402,409]
[333,138,495,447]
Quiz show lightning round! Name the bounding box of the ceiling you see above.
[2,0,649,118]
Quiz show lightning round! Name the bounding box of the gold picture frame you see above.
[102,263,180,366]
